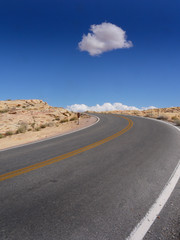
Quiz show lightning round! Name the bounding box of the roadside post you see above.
[77,112,80,125]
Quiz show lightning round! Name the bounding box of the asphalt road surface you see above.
[0,114,180,240]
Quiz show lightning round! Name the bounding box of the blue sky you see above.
[0,0,180,110]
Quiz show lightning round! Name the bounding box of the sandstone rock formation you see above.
[0,99,77,136]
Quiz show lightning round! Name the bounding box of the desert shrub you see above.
[157,115,168,121]
[0,109,9,113]
[70,117,78,121]
[5,131,13,136]
[16,122,28,134]
[0,134,4,139]
[60,119,68,123]
[47,122,54,127]
[55,116,60,121]
[40,124,47,129]
[31,122,35,129]
[35,127,40,131]
[6,99,11,101]
[175,120,180,126]
[16,124,27,134]
[171,116,179,121]
[16,127,24,134]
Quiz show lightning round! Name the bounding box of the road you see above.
[0,114,180,240]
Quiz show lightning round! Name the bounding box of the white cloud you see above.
[78,22,133,56]
[66,102,156,112]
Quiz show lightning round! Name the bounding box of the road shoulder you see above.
[0,116,98,151]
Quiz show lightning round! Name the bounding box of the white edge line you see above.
[126,160,180,240]
[127,114,180,133]
[0,114,100,153]
[125,114,180,240]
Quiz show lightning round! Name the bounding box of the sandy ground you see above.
[0,116,97,150]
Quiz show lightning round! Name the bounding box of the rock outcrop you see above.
[0,99,77,135]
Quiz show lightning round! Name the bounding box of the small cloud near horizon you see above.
[78,22,133,56]
[66,103,156,112]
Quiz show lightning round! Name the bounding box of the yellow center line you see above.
[0,116,133,182]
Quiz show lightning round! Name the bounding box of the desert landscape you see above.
[93,107,180,125]
[1,2,180,239]
[0,99,96,150]
[0,99,179,150]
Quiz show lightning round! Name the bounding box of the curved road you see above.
[0,114,180,240]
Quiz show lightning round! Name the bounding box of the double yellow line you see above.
[0,116,133,182]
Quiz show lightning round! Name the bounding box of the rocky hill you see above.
[0,99,77,136]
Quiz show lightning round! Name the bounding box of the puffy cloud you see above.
[78,22,133,56]
[66,104,88,113]
[66,102,156,112]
